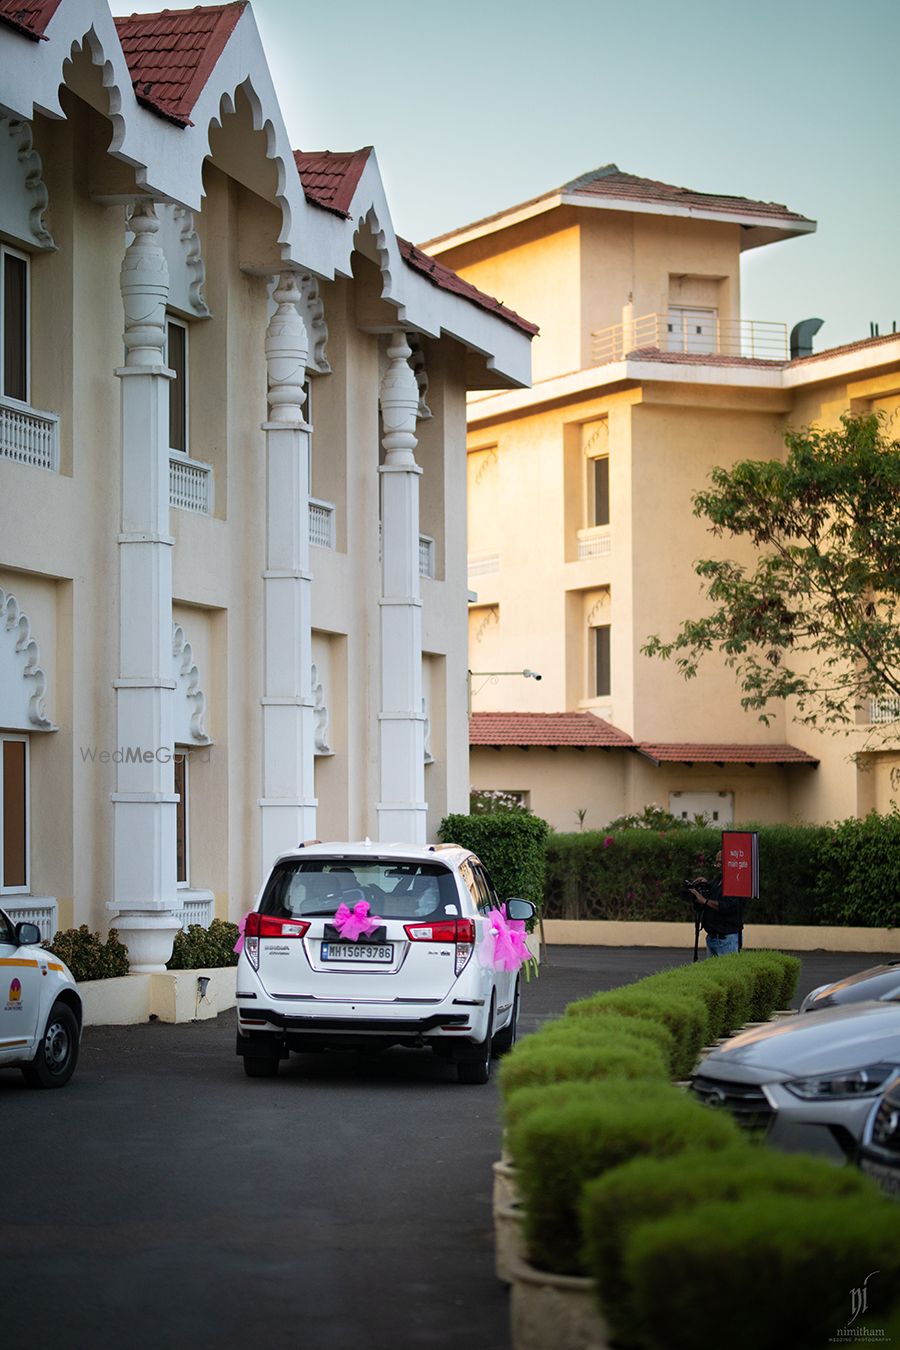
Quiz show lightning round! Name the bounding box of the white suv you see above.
[234,841,534,1084]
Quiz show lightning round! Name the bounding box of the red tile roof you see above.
[398,237,538,338]
[114,3,247,127]
[294,149,373,218]
[0,0,61,39]
[562,165,813,226]
[625,346,784,370]
[470,711,632,748]
[635,743,819,766]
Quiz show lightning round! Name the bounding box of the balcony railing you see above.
[310,497,336,549]
[467,551,500,577]
[577,526,611,561]
[0,397,59,472]
[169,452,213,514]
[419,534,436,579]
[591,313,789,365]
[869,697,900,724]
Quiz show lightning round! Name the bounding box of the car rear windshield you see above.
[259,859,460,921]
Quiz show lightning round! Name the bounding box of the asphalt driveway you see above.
[1,945,891,1350]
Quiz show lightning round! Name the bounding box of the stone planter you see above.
[495,1200,525,1284]
[509,1255,610,1350]
[493,1157,520,1212]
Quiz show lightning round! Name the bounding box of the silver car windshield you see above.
[260,860,460,921]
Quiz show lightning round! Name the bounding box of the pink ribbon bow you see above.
[333,899,383,941]
[233,913,249,954]
[479,905,529,972]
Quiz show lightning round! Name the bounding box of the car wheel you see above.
[492,981,519,1057]
[458,998,494,1085]
[21,1001,79,1089]
[243,1054,279,1078]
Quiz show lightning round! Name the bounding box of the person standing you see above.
[688,849,743,956]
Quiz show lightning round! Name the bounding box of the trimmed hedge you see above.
[581,1148,880,1343]
[543,813,900,927]
[566,986,711,1079]
[438,810,550,909]
[45,925,130,981]
[509,1081,740,1276]
[499,1031,668,1097]
[167,919,239,970]
[523,1012,677,1075]
[622,1196,900,1350]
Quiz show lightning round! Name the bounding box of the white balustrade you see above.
[169,452,213,513]
[178,893,215,930]
[577,527,612,560]
[309,497,336,549]
[869,697,900,724]
[0,397,59,471]
[467,551,500,576]
[419,534,435,579]
[4,898,58,941]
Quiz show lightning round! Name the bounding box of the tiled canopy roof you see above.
[293,149,373,218]
[397,237,538,337]
[562,164,813,226]
[114,3,247,126]
[635,743,819,767]
[470,711,632,748]
[0,0,61,39]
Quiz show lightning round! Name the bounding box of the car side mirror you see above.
[506,898,535,922]
[15,921,42,946]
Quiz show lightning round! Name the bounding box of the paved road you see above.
[1,946,892,1350]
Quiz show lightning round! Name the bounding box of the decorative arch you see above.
[587,588,611,627]
[205,79,295,254]
[355,206,395,303]
[0,589,54,731]
[0,118,55,250]
[62,27,128,156]
[172,624,211,745]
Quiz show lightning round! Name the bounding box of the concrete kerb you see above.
[541,920,900,953]
[79,966,237,1026]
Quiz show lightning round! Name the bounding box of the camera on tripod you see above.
[682,877,711,902]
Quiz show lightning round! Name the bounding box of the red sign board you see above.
[721,831,759,900]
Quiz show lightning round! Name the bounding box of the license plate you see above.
[320,942,394,963]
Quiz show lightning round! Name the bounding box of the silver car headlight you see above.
[786,1063,899,1100]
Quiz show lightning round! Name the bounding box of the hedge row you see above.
[501,951,900,1347]
[543,813,900,927]
[438,810,549,909]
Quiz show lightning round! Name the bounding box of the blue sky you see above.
[112,0,900,350]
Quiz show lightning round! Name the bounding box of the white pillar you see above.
[377,333,427,843]
[108,201,181,972]
[259,273,317,878]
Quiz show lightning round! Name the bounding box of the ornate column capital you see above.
[121,200,169,367]
[379,332,419,467]
[265,272,309,425]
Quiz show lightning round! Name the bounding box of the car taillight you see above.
[243,913,310,970]
[404,918,475,976]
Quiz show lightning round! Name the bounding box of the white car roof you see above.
[271,840,474,868]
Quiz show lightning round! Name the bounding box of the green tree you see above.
[643,412,900,727]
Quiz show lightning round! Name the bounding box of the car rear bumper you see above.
[239,1008,470,1036]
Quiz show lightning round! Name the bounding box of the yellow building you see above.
[423,167,900,831]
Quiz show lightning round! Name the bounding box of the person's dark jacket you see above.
[701,876,743,937]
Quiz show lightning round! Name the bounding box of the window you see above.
[174,751,188,887]
[2,247,29,404]
[592,456,609,527]
[594,625,611,698]
[1,735,28,893]
[166,318,188,454]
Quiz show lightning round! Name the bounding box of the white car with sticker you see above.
[234,841,535,1084]
[0,907,82,1088]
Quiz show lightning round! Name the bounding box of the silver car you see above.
[800,960,900,1013]
[691,1001,900,1162]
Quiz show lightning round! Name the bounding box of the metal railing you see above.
[0,397,59,472]
[577,527,611,561]
[591,313,789,365]
[869,697,900,724]
[309,498,336,549]
[169,452,213,513]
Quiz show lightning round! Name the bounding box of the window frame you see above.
[1,733,29,895]
[592,624,611,699]
[591,454,610,528]
[2,244,31,407]
[174,749,189,889]
[166,316,189,457]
